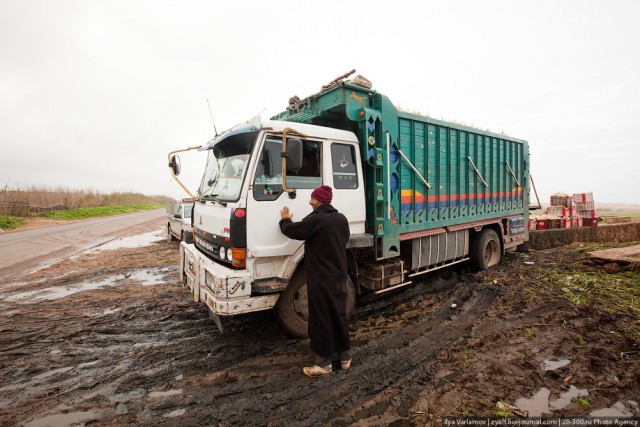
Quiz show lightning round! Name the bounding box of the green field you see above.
[0,204,164,230]
[599,210,640,218]
[40,204,163,219]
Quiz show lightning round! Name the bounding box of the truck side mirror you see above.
[169,155,181,176]
[282,138,303,172]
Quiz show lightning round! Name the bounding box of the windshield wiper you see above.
[201,194,227,207]
[206,157,229,188]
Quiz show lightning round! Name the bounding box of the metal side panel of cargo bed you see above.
[393,113,529,230]
[273,82,530,260]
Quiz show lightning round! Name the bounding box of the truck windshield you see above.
[199,131,259,202]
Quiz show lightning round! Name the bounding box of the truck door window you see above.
[331,144,358,189]
[254,137,322,201]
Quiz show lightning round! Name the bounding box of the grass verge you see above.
[40,204,164,220]
[0,216,25,230]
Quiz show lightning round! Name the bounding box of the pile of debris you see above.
[530,192,599,230]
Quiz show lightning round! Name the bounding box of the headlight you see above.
[218,246,226,260]
[226,247,233,262]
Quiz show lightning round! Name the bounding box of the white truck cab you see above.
[178,118,366,335]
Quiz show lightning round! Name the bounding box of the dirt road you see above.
[0,220,638,426]
[0,209,165,274]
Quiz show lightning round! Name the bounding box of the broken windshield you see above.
[199,131,259,202]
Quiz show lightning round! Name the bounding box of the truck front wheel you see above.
[275,269,356,338]
[471,229,501,271]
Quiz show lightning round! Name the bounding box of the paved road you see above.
[0,209,165,275]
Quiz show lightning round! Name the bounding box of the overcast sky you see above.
[1,0,639,205]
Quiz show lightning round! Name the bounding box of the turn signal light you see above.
[231,247,246,268]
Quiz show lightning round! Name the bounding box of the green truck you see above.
[171,71,529,337]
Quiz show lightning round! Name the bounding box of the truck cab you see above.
[179,118,366,335]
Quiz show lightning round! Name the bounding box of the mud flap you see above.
[193,278,200,302]
[207,307,224,332]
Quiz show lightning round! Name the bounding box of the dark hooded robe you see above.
[279,203,350,359]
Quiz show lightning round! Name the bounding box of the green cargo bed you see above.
[273,81,529,259]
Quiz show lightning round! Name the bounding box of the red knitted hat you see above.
[311,185,333,204]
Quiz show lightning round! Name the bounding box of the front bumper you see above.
[179,242,278,316]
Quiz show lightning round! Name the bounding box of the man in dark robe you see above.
[279,185,351,376]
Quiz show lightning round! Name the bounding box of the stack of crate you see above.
[546,193,575,229]
[574,192,598,227]
[529,192,597,230]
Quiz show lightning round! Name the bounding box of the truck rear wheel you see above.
[275,269,356,338]
[470,229,501,271]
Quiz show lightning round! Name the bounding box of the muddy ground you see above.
[0,222,638,426]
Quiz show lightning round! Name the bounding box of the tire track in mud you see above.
[0,238,495,426]
[180,282,496,426]
[0,285,207,425]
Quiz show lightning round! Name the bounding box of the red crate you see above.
[551,194,572,207]
[573,192,593,203]
[546,219,562,229]
[580,209,598,218]
[575,201,595,210]
[547,206,568,217]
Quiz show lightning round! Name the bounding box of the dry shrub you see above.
[0,185,172,214]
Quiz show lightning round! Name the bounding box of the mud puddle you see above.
[0,267,173,302]
[85,229,165,253]
[515,386,589,417]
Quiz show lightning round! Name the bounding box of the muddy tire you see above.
[167,224,177,242]
[470,229,501,271]
[275,269,356,338]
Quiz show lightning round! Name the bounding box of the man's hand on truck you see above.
[280,206,293,220]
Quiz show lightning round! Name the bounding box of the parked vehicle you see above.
[168,72,530,337]
[166,199,194,243]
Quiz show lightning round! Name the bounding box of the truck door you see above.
[247,136,322,257]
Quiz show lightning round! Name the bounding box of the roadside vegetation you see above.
[0,216,25,230]
[0,186,171,230]
[512,242,640,349]
[539,268,640,318]
[40,204,163,220]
